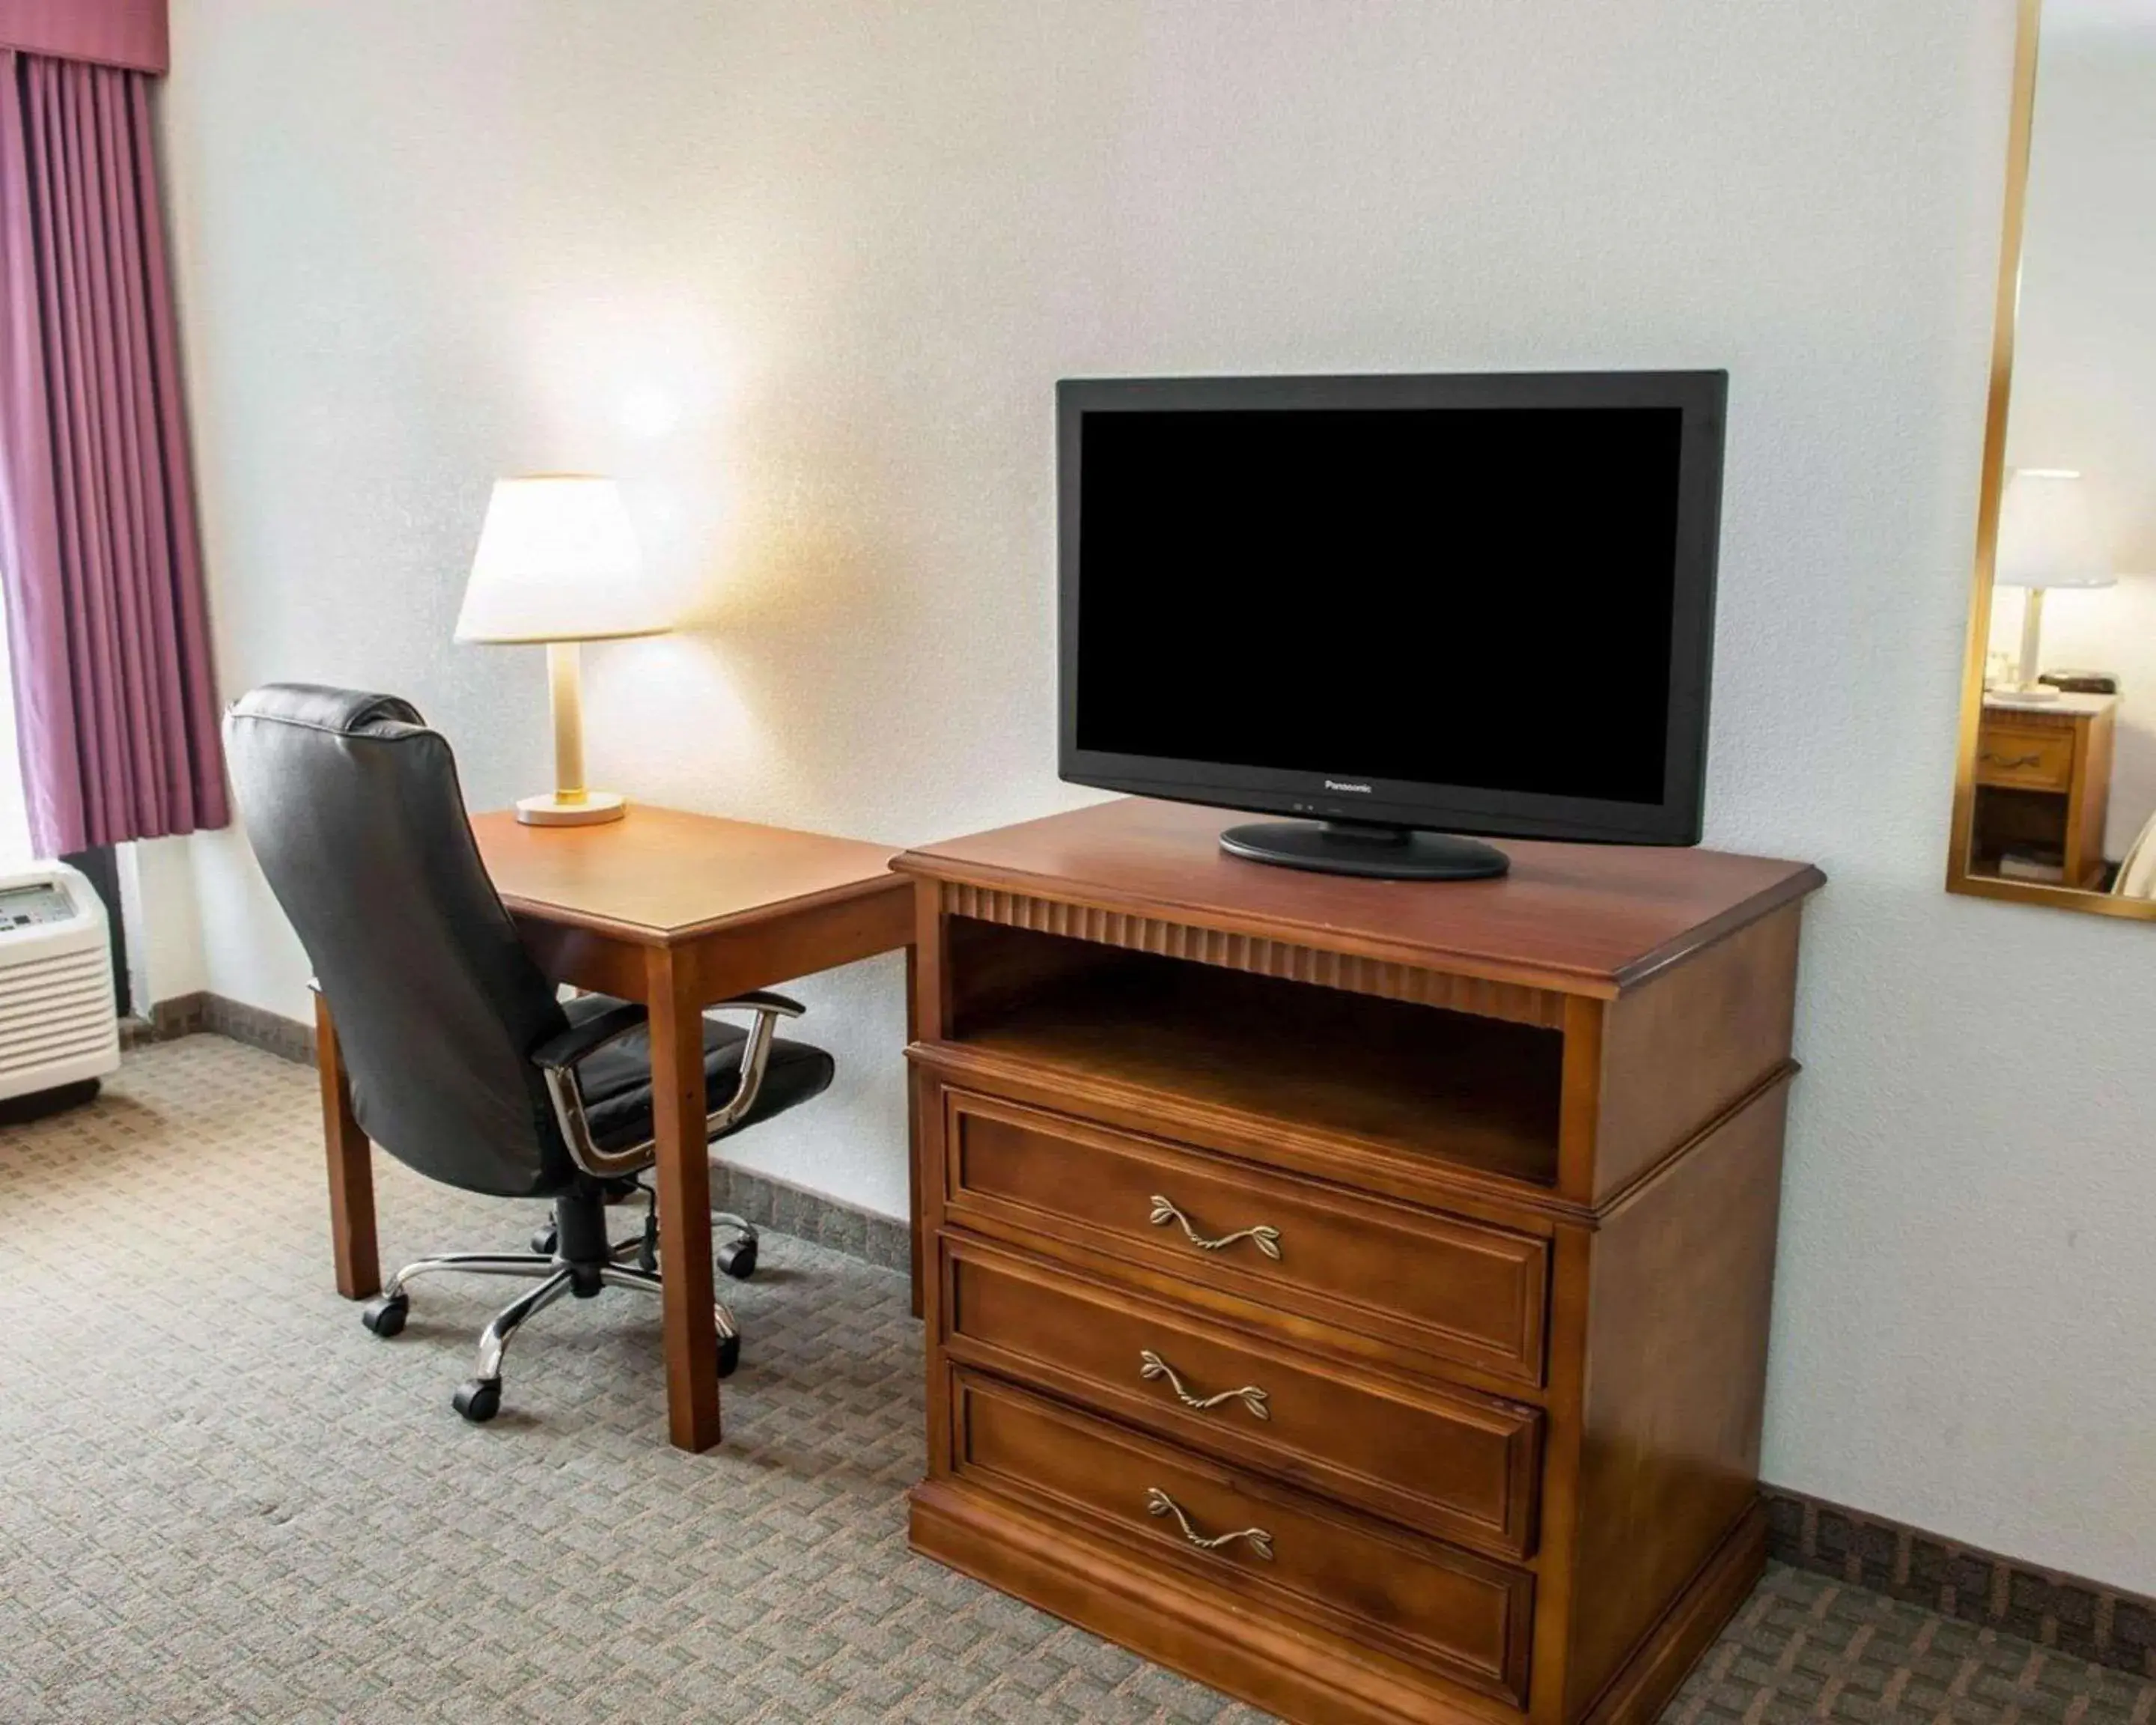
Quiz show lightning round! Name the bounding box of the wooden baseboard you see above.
[704,1162,912,1275]
[1761,1485,2155,1678]
[143,990,311,1062]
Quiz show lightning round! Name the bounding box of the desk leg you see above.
[314,994,380,1299]
[906,942,924,1319]
[648,946,722,1452]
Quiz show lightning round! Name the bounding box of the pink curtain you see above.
[0,49,226,856]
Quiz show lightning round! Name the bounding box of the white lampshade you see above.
[1995,469,2117,591]
[454,475,671,643]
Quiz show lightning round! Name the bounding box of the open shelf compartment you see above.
[942,916,1563,1187]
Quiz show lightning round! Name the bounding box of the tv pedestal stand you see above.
[896,795,1824,1725]
[1219,817,1510,880]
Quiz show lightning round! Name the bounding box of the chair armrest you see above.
[532,992,808,1181]
[530,994,798,1073]
[705,990,805,1020]
[530,1000,650,1072]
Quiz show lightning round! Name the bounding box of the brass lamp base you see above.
[516,790,627,827]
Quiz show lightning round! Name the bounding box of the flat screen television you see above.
[1058,370,1728,879]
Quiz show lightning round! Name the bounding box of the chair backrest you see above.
[224,684,576,1198]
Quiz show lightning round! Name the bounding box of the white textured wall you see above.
[159,1,2156,1591]
[117,837,207,1011]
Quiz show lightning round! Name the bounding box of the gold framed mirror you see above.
[1948,0,2156,919]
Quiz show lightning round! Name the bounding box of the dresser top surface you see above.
[1981,691,2117,719]
[898,797,1823,994]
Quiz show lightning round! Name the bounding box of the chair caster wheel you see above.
[531,1221,558,1256]
[716,1235,758,1280]
[360,1294,408,1337]
[453,1378,502,1423]
[718,1333,741,1379]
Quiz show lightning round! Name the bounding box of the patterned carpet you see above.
[0,1038,2150,1725]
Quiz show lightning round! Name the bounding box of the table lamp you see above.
[454,475,670,825]
[1994,468,2116,699]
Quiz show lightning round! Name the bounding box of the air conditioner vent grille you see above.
[0,943,117,1078]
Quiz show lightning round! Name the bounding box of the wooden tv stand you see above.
[896,798,1824,1725]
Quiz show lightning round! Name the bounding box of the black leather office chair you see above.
[225,684,835,1423]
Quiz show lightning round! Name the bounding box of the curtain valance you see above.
[0,2,166,76]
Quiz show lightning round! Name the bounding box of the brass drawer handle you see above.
[1139,1349,1271,1420]
[1145,1487,1274,1560]
[1982,750,2045,770]
[1148,1194,1282,1260]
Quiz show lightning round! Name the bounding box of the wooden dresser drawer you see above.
[951,1369,1535,1706]
[942,1088,1551,1388]
[943,1234,1541,1559]
[1976,720,2074,790]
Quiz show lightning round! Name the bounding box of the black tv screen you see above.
[1059,371,1726,850]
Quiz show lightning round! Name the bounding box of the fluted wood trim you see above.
[943,884,1565,1029]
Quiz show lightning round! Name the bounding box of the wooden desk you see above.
[314,804,913,1452]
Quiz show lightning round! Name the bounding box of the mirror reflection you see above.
[1961,4,2156,901]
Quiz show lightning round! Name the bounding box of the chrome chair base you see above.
[360,1224,742,1424]
[527,1208,758,1277]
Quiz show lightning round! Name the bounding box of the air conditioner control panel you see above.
[0,883,78,931]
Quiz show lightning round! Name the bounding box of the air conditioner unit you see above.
[0,861,122,1104]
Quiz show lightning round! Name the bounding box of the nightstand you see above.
[1972,693,2116,889]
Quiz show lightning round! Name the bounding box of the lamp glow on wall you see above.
[1994,468,2116,697]
[454,476,672,825]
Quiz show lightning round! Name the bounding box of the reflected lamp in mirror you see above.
[454,476,672,827]
[1991,469,2117,701]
